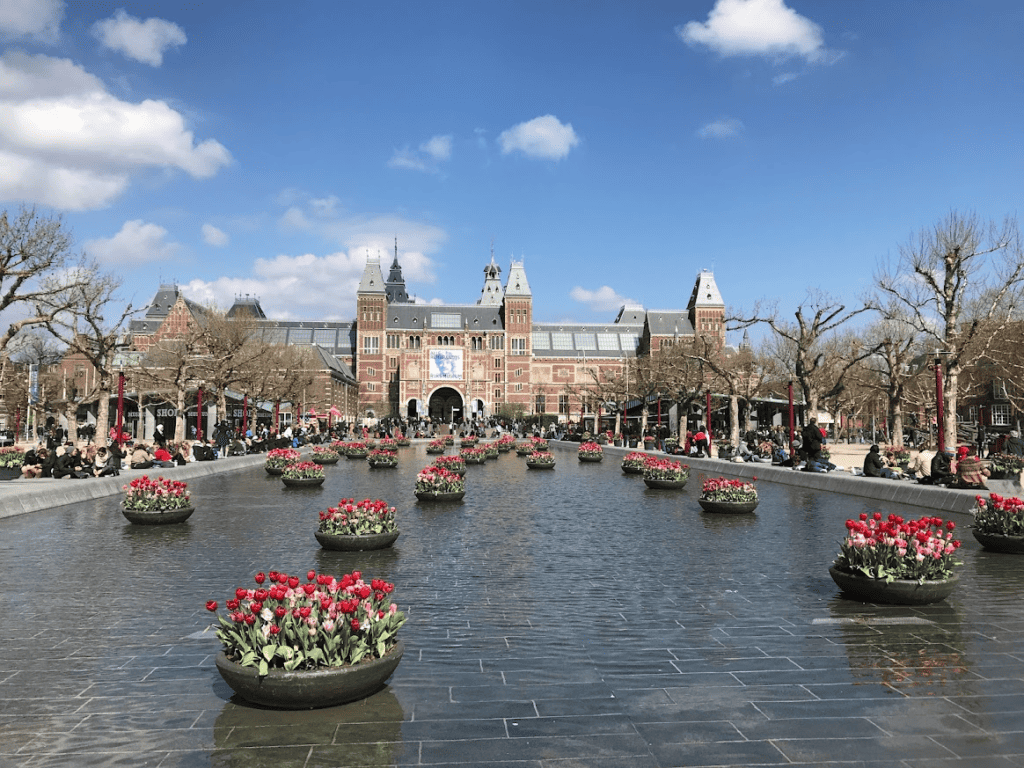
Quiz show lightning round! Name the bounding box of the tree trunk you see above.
[94,375,111,447]
[944,365,960,452]
[729,394,740,446]
[175,387,187,442]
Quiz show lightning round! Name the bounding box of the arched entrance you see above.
[428,387,463,424]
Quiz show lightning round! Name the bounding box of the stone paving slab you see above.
[1,442,1023,767]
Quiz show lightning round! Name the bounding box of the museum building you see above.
[107,247,725,435]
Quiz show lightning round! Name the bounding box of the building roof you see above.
[531,322,642,358]
[645,310,695,337]
[688,269,724,308]
[504,259,531,297]
[357,256,386,294]
[128,284,208,335]
[615,304,646,324]
[255,321,355,357]
[386,303,505,332]
[312,345,357,384]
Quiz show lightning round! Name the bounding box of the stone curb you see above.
[550,441,1021,518]
[0,453,270,520]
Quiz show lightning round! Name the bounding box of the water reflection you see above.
[214,686,405,767]
[829,599,974,694]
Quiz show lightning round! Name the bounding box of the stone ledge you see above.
[0,454,270,520]
[550,441,1017,518]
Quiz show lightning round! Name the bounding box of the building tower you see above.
[385,239,410,304]
[502,258,533,413]
[478,253,504,306]
[356,255,387,416]
[687,269,726,345]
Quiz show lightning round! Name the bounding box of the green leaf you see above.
[258,659,269,677]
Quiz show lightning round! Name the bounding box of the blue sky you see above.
[2,1,1022,342]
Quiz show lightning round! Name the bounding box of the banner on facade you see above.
[28,364,39,405]
[429,349,463,381]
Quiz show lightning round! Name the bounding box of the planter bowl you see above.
[0,466,22,481]
[578,455,603,463]
[644,477,687,490]
[345,451,368,460]
[121,504,195,525]
[526,461,555,469]
[828,565,959,605]
[264,465,285,476]
[215,640,404,710]
[281,476,325,488]
[621,465,644,475]
[367,460,397,469]
[971,529,1024,553]
[698,498,757,513]
[315,530,400,551]
[415,490,465,502]
[312,455,340,465]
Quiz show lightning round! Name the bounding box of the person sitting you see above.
[52,445,87,479]
[171,441,192,465]
[930,449,956,486]
[228,438,247,456]
[152,444,175,468]
[21,446,46,478]
[130,443,154,470]
[92,447,118,477]
[193,440,217,461]
[911,448,935,483]
[863,444,899,479]
[954,446,990,490]
[1004,429,1024,457]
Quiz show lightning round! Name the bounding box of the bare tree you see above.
[875,211,1024,449]
[42,273,134,447]
[0,208,98,418]
[744,291,874,420]
[137,323,208,442]
[688,336,775,447]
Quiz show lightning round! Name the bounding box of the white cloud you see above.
[91,9,186,67]
[697,118,744,138]
[0,51,231,210]
[180,196,450,319]
[570,286,637,313]
[773,72,799,85]
[0,0,63,43]
[678,0,838,64]
[387,134,453,172]
[201,223,229,247]
[85,220,180,265]
[498,115,579,161]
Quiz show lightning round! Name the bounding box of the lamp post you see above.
[242,394,248,437]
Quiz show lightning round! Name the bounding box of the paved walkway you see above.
[1,441,1022,767]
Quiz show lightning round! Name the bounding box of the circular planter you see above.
[396,440,411,447]
[828,566,959,605]
[345,451,368,460]
[463,457,486,465]
[426,447,445,455]
[415,490,465,502]
[312,455,340,465]
[281,476,325,488]
[526,461,555,470]
[121,504,195,525]
[516,448,534,456]
[368,461,397,469]
[0,466,22,481]
[315,530,400,551]
[698,498,757,513]
[264,465,285,476]
[215,640,404,710]
[621,465,644,475]
[644,477,688,490]
[578,455,603,463]
[971,529,1024,553]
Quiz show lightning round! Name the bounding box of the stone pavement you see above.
[1,442,1023,767]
